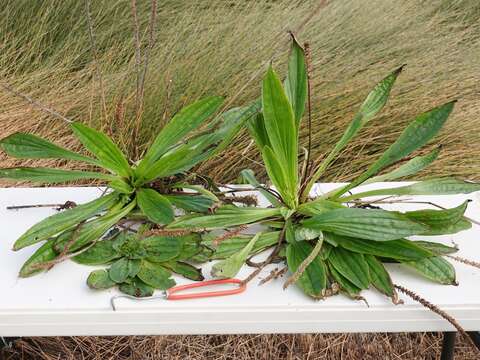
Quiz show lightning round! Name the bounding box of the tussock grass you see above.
[0,0,479,185]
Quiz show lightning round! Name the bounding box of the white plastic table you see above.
[1,183,479,345]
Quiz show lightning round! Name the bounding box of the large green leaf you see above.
[71,122,131,178]
[164,194,213,213]
[284,37,307,125]
[405,201,471,235]
[0,133,98,164]
[137,260,175,289]
[13,192,119,250]
[137,188,174,224]
[204,231,279,259]
[55,200,136,253]
[136,96,223,176]
[303,66,403,200]
[72,237,121,265]
[119,278,154,297]
[0,167,114,184]
[364,147,439,184]
[302,208,427,241]
[327,262,362,297]
[109,257,130,283]
[402,256,456,285]
[286,240,327,298]
[340,178,480,201]
[262,66,298,204]
[326,233,433,261]
[163,261,204,281]
[144,235,183,263]
[86,269,116,290]
[247,112,271,149]
[328,247,370,289]
[211,233,260,278]
[296,198,345,216]
[168,206,282,230]
[331,101,456,198]
[262,145,294,207]
[19,239,58,277]
[364,254,394,297]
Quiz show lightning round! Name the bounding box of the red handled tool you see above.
[111,278,246,310]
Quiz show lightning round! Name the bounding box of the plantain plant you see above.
[0,96,257,296]
[169,37,480,302]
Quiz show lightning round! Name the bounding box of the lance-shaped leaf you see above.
[164,261,204,281]
[329,247,370,289]
[297,198,345,216]
[328,262,362,297]
[211,233,261,278]
[0,132,98,165]
[137,260,175,289]
[340,178,480,202]
[72,237,121,265]
[119,278,154,297]
[240,169,282,207]
[204,231,280,259]
[303,66,403,200]
[54,200,136,253]
[364,147,439,184]
[262,66,298,203]
[404,201,471,235]
[136,96,223,176]
[331,101,456,198]
[168,206,282,230]
[286,240,327,298]
[402,256,456,285]
[71,122,131,178]
[0,167,114,184]
[364,254,394,297]
[302,208,427,241]
[137,188,174,224]
[247,112,271,149]
[13,192,119,250]
[87,269,116,290]
[19,239,59,277]
[262,145,295,207]
[326,233,433,261]
[414,241,458,255]
[284,36,307,125]
[164,194,214,213]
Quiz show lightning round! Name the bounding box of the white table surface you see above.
[1,183,479,336]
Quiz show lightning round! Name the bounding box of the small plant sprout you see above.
[169,35,480,305]
[0,95,257,292]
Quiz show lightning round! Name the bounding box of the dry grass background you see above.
[1,0,480,359]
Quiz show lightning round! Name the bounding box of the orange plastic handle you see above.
[166,278,246,300]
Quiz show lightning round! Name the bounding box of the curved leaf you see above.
[137,260,175,289]
[71,122,131,177]
[0,132,97,164]
[364,254,394,297]
[402,256,456,285]
[284,36,307,125]
[329,247,370,289]
[0,167,114,184]
[87,269,116,290]
[137,188,174,224]
[19,239,58,277]
[119,278,154,297]
[144,236,182,263]
[109,257,130,283]
[13,192,119,250]
[302,208,427,241]
[72,238,120,265]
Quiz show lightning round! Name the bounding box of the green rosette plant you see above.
[169,37,480,302]
[0,97,257,282]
